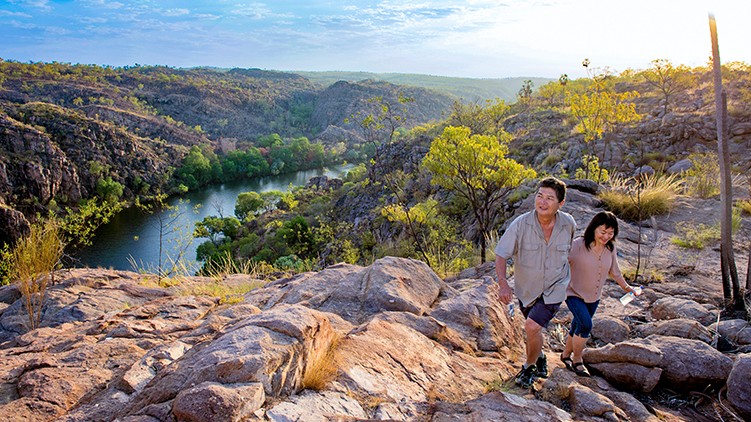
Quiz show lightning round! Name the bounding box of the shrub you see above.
[684,152,720,198]
[599,173,680,221]
[575,154,609,183]
[670,209,742,249]
[9,219,65,329]
[671,222,720,249]
[0,243,13,286]
[738,199,751,216]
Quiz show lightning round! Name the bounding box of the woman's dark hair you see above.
[583,211,619,251]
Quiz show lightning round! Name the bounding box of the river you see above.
[74,164,354,273]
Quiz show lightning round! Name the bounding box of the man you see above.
[494,177,576,388]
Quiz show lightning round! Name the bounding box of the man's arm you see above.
[495,254,513,304]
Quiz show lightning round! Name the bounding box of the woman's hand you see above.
[624,285,640,295]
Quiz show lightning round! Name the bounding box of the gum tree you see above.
[422,125,536,263]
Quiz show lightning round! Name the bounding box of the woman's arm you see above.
[609,247,634,293]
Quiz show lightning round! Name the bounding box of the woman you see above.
[561,211,636,376]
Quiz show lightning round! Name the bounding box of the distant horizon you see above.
[0,58,563,81]
[1,1,748,79]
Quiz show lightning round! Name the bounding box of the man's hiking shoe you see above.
[515,364,537,388]
[535,354,548,378]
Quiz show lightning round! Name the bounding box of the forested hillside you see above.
[0,61,456,246]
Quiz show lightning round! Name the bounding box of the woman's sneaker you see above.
[514,364,537,388]
[535,354,548,378]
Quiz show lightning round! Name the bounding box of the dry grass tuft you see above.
[181,280,266,304]
[301,332,342,391]
[10,218,65,330]
[599,173,681,221]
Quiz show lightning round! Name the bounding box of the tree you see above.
[235,191,264,221]
[709,14,742,312]
[345,94,414,180]
[95,177,124,203]
[380,171,434,266]
[447,98,509,137]
[567,63,640,181]
[175,146,212,190]
[518,80,534,101]
[422,126,536,262]
[642,59,693,115]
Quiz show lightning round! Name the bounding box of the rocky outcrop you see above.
[0,258,533,421]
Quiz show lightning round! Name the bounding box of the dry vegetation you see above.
[9,219,65,329]
[301,332,342,391]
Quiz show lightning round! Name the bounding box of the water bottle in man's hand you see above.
[619,286,643,305]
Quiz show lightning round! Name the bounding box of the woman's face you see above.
[594,224,615,247]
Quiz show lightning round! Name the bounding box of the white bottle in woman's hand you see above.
[619,286,643,305]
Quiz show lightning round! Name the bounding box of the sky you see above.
[0,0,748,79]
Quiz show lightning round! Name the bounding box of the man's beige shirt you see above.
[494,210,576,307]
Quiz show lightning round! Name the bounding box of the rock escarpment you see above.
[0,259,536,421]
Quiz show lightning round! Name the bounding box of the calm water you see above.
[75,164,354,272]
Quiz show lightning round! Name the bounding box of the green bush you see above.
[671,222,720,249]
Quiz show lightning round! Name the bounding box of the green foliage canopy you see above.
[422,125,536,262]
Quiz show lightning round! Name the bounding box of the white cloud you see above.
[0,10,32,18]
[163,8,190,17]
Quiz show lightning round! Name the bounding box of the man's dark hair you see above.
[538,177,567,203]
[583,211,619,251]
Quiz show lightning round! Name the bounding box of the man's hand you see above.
[497,280,513,304]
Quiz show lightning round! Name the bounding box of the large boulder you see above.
[172,381,265,422]
[583,342,663,366]
[568,383,628,421]
[591,315,630,344]
[649,297,716,326]
[430,276,524,353]
[336,317,500,404]
[634,318,713,344]
[632,335,733,392]
[727,353,751,420]
[586,362,662,393]
[710,319,751,347]
[253,257,443,324]
[583,342,664,392]
[118,304,344,418]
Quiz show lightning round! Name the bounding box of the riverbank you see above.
[74,164,355,272]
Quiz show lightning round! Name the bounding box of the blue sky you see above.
[0,0,748,79]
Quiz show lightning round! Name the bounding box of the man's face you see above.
[535,187,563,219]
